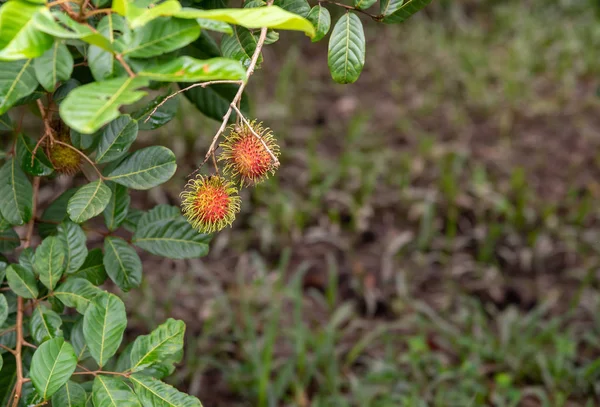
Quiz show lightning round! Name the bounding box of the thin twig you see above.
[0,344,16,354]
[47,0,73,7]
[230,104,279,166]
[84,8,113,17]
[12,176,40,407]
[115,54,135,78]
[22,340,37,349]
[30,133,48,167]
[53,140,105,180]
[143,80,243,124]
[318,0,381,19]
[71,370,131,378]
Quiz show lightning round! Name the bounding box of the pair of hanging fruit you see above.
[181,120,280,233]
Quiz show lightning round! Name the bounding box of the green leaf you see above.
[93,375,141,407]
[34,235,66,290]
[0,353,17,407]
[0,60,38,115]
[183,82,248,122]
[123,208,144,233]
[121,18,200,58]
[175,6,314,36]
[69,248,107,285]
[354,0,377,9]
[327,13,365,84]
[0,228,20,253]
[0,113,12,131]
[52,381,87,407]
[88,15,122,82]
[32,9,115,51]
[132,93,178,130]
[0,294,7,327]
[196,18,232,34]
[380,0,432,23]
[221,27,261,68]
[306,5,330,42]
[136,205,179,230]
[264,30,279,44]
[30,305,63,344]
[83,292,127,367]
[133,217,211,259]
[138,56,245,82]
[30,337,77,399]
[0,158,33,225]
[130,318,185,372]
[60,76,149,134]
[130,373,202,407]
[103,237,142,292]
[0,1,53,60]
[19,247,35,271]
[105,146,177,190]
[53,79,80,105]
[58,220,88,275]
[103,182,130,231]
[113,0,182,29]
[273,0,311,18]
[6,264,38,299]
[39,188,76,237]
[69,317,90,361]
[67,180,113,223]
[95,115,139,164]
[71,128,100,151]
[16,133,54,176]
[54,278,102,314]
[33,41,73,92]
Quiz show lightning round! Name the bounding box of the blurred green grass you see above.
[132,0,600,405]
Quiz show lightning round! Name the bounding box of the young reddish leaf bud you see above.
[219,120,280,187]
[180,175,241,233]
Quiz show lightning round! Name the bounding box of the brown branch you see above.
[143,80,243,124]
[84,8,113,17]
[12,176,40,407]
[0,344,16,354]
[115,54,135,78]
[71,370,131,378]
[318,0,381,19]
[47,0,74,7]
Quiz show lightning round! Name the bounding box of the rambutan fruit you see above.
[219,120,280,187]
[180,175,241,233]
[47,120,81,175]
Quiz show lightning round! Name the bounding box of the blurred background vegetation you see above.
[57,0,600,405]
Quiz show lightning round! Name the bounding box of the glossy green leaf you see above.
[54,278,102,314]
[327,13,365,84]
[105,146,177,190]
[51,381,87,407]
[114,0,182,29]
[32,9,115,51]
[130,318,185,371]
[130,374,202,407]
[30,305,63,344]
[39,188,76,237]
[138,56,245,82]
[196,18,232,34]
[33,41,73,92]
[183,82,249,122]
[18,247,34,271]
[103,236,142,292]
[68,248,107,285]
[88,15,121,82]
[0,59,39,115]
[6,264,38,299]
[83,292,127,367]
[0,294,7,327]
[273,0,310,18]
[133,218,211,259]
[121,18,200,58]
[103,182,130,231]
[93,375,141,407]
[67,180,112,223]
[60,76,149,134]
[306,5,330,42]
[0,113,12,131]
[53,79,80,105]
[132,93,179,130]
[30,337,77,399]
[0,158,33,225]
[0,228,20,253]
[34,236,65,290]
[95,115,138,164]
[221,26,261,68]
[380,0,432,23]
[0,1,53,60]
[58,220,88,275]
[16,133,54,176]
[69,317,90,361]
[175,6,314,36]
